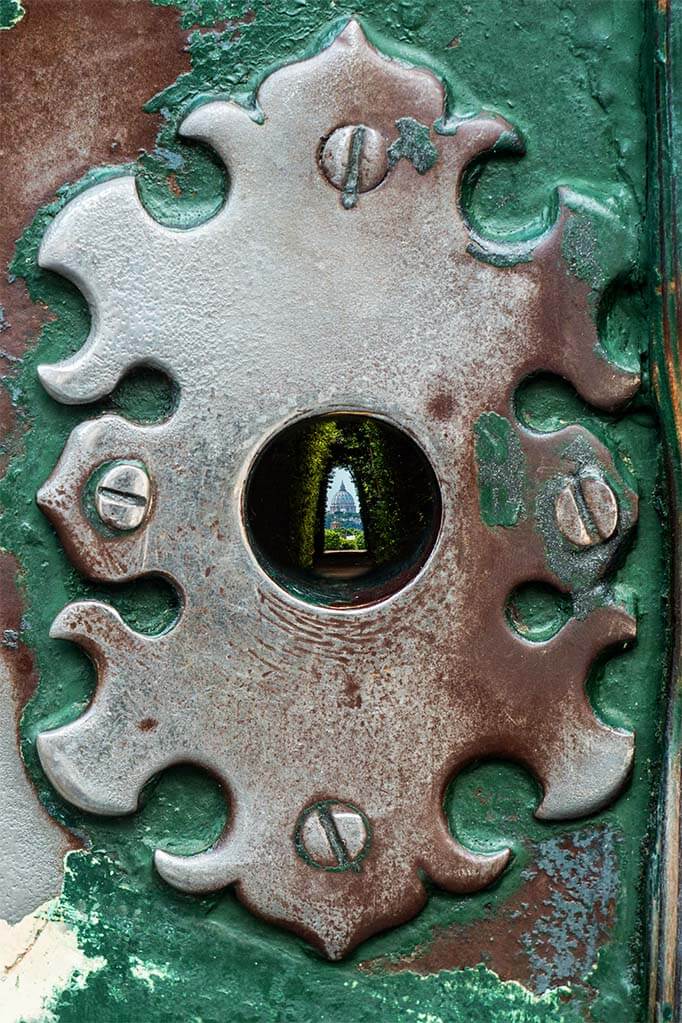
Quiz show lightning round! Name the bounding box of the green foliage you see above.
[324,528,365,551]
[248,415,438,571]
[284,418,338,568]
[336,418,410,565]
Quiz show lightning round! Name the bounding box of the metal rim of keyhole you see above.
[295,800,371,873]
[241,409,443,611]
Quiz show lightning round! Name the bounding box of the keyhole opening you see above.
[320,467,369,578]
[244,412,441,608]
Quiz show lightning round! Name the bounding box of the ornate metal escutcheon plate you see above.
[36,21,640,959]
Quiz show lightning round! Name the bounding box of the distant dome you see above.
[330,480,356,515]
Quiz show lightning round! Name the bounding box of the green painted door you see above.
[0,2,680,1021]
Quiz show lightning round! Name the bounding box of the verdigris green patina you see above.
[0,0,24,31]
[0,1,669,1020]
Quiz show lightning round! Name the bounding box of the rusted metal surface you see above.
[0,0,186,357]
[360,826,619,996]
[0,0,185,926]
[35,22,639,959]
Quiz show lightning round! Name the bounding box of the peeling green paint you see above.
[44,850,585,1023]
[0,0,25,31]
[0,1,666,1021]
[474,412,526,527]
[519,828,619,993]
[506,582,572,643]
[387,117,439,174]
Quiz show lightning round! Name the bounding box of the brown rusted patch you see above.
[138,717,158,732]
[0,0,187,424]
[426,389,457,421]
[0,551,82,856]
[167,173,183,198]
[0,557,83,891]
[360,830,617,994]
[0,552,39,714]
[0,385,19,477]
[364,872,576,987]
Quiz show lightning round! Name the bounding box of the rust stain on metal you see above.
[426,388,458,421]
[167,173,183,198]
[0,553,38,714]
[0,0,187,361]
[137,717,159,733]
[360,828,618,995]
[0,551,80,854]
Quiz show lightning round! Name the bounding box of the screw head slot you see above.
[295,801,370,872]
[554,474,618,548]
[95,463,151,532]
[320,125,388,207]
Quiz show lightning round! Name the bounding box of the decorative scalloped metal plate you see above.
[36,21,639,958]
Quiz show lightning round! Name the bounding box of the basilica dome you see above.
[330,480,356,515]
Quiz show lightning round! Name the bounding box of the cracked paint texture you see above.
[0,1,667,1021]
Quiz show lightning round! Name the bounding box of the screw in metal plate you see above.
[95,462,151,532]
[554,474,618,548]
[320,125,388,208]
[295,800,370,872]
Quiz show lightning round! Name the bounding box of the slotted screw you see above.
[554,474,618,548]
[296,801,370,872]
[95,463,151,532]
[320,125,388,208]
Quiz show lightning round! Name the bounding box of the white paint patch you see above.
[129,954,171,991]
[0,901,105,1022]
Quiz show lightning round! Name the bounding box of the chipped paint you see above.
[519,829,619,993]
[0,892,105,1023]
[387,117,439,173]
[474,412,526,527]
[362,822,622,1000]
[129,956,171,992]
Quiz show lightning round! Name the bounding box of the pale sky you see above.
[326,467,359,510]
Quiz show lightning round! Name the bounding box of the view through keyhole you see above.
[324,468,364,547]
[244,413,442,608]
